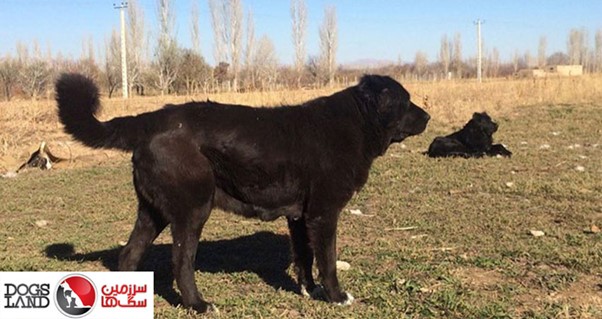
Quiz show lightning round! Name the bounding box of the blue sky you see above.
[0,0,600,66]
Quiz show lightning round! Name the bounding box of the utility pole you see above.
[114,2,129,99]
[474,19,484,83]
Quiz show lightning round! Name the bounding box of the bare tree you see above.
[250,35,279,90]
[512,49,520,73]
[413,51,428,79]
[104,29,121,98]
[523,50,535,68]
[0,55,19,101]
[594,29,602,72]
[127,0,146,95]
[490,47,500,78]
[177,49,211,95]
[547,51,569,65]
[242,9,255,89]
[208,0,243,91]
[17,41,51,99]
[439,34,451,77]
[319,6,337,87]
[208,0,227,65]
[538,36,547,68]
[291,0,307,86]
[191,0,201,55]
[78,36,100,79]
[244,9,255,69]
[567,28,586,65]
[452,33,462,78]
[154,0,179,95]
[229,0,243,91]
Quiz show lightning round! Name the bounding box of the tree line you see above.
[1,0,601,101]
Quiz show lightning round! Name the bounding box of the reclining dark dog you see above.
[55,73,430,313]
[426,112,512,158]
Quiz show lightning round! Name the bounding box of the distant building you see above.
[516,65,583,78]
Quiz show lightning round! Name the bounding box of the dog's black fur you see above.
[426,112,512,158]
[55,73,430,313]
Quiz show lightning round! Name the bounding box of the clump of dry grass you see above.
[1,75,601,171]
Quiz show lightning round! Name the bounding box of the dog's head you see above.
[456,112,498,150]
[357,75,430,146]
[467,112,498,136]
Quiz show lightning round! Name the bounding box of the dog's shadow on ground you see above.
[44,231,295,307]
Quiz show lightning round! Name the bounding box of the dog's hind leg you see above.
[118,197,168,271]
[132,133,216,313]
[287,217,317,296]
[170,199,213,313]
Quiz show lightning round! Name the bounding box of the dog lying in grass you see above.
[426,112,512,158]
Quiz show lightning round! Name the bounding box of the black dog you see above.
[55,74,430,313]
[426,112,511,158]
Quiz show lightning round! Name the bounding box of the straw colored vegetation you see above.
[0,75,601,318]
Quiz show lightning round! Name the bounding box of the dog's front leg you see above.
[307,213,354,305]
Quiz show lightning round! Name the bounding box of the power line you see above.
[114,2,128,99]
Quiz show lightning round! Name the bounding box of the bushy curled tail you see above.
[55,73,141,151]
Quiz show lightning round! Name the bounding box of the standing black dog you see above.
[55,74,430,313]
[426,112,512,158]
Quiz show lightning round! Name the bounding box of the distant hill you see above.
[342,59,396,70]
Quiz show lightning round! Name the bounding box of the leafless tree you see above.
[319,6,337,87]
[17,41,51,99]
[595,29,602,73]
[104,29,121,98]
[208,0,227,65]
[538,36,547,68]
[567,28,587,65]
[244,9,255,69]
[452,33,462,78]
[229,0,243,91]
[524,50,533,68]
[128,0,146,95]
[78,36,100,80]
[242,9,256,89]
[176,48,211,95]
[547,51,569,65]
[154,0,179,95]
[191,0,201,55]
[413,51,428,79]
[512,50,520,73]
[439,34,451,77]
[208,0,243,91]
[250,35,279,90]
[291,0,307,86]
[490,47,500,78]
[0,55,19,101]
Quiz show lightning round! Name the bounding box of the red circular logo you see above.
[55,274,97,318]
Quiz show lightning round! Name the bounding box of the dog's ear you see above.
[358,75,387,103]
[357,75,400,114]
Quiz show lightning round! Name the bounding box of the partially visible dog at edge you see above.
[426,112,512,158]
[55,73,430,313]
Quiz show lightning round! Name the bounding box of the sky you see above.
[0,0,600,67]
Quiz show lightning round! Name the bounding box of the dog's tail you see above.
[56,73,144,151]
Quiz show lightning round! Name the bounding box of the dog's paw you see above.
[300,285,311,298]
[207,303,220,314]
[335,292,355,306]
[188,301,218,314]
[301,285,326,300]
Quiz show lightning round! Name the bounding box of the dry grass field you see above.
[0,76,601,318]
